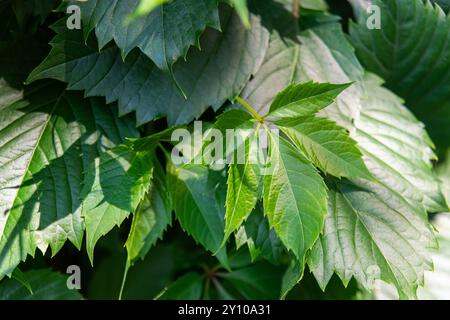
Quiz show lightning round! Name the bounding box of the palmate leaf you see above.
[81,144,153,263]
[75,0,220,71]
[28,6,269,126]
[0,269,83,300]
[263,134,328,264]
[125,156,172,265]
[243,4,444,296]
[275,116,371,180]
[309,180,436,299]
[350,0,450,155]
[158,272,204,300]
[0,82,138,277]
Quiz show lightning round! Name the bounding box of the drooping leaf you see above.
[224,134,260,242]
[350,0,450,155]
[0,269,83,300]
[309,180,436,299]
[81,144,153,263]
[0,83,138,277]
[167,163,226,254]
[263,134,328,263]
[235,203,283,264]
[125,157,172,265]
[28,7,269,126]
[276,115,371,180]
[76,0,220,71]
[158,272,204,300]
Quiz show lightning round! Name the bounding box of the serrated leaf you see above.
[354,74,447,212]
[224,134,260,242]
[167,163,226,253]
[235,203,283,264]
[82,144,153,263]
[76,0,220,71]
[0,83,138,277]
[276,115,372,180]
[125,157,172,265]
[267,82,351,120]
[349,0,450,155]
[308,179,436,299]
[28,7,269,126]
[0,269,83,300]
[158,272,203,300]
[263,135,327,263]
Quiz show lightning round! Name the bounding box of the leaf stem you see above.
[293,0,299,19]
[236,96,262,122]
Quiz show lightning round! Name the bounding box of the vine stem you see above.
[235,96,262,122]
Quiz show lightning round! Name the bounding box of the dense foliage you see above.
[0,0,449,300]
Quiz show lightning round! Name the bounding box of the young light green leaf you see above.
[267,82,351,120]
[224,134,260,242]
[263,135,327,263]
[82,145,153,263]
[276,115,372,180]
[129,0,169,19]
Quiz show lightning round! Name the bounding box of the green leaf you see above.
[309,180,436,299]
[235,203,283,264]
[0,269,83,300]
[76,0,220,71]
[28,7,269,126]
[224,134,260,242]
[220,262,283,299]
[349,0,450,155]
[11,268,32,294]
[0,83,138,277]
[125,157,172,265]
[263,134,328,263]
[354,74,447,212]
[168,163,226,253]
[158,272,203,300]
[267,82,351,120]
[82,144,153,263]
[276,115,372,180]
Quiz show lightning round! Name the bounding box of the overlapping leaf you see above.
[125,157,172,265]
[81,144,153,263]
[28,6,269,126]
[75,0,220,71]
[0,82,138,277]
[350,0,450,155]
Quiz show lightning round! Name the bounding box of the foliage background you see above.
[0,0,449,300]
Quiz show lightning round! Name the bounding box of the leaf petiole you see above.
[236,96,263,122]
